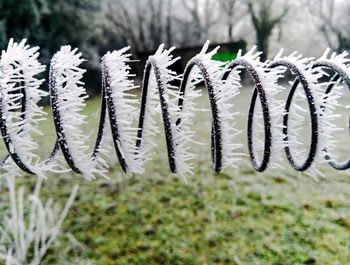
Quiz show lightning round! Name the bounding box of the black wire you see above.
[312,61,350,170]
[222,59,272,172]
[177,58,223,172]
[269,60,318,171]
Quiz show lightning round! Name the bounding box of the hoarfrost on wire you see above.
[0,37,349,265]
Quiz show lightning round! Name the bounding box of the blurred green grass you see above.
[1,87,350,265]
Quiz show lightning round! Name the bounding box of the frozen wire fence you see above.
[0,39,349,180]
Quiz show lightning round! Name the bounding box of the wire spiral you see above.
[0,39,348,180]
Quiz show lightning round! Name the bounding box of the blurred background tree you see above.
[0,0,101,63]
[304,0,350,52]
[0,0,42,49]
[246,0,289,61]
[0,0,103,93]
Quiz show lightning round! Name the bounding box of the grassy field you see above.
[0,87,349,265]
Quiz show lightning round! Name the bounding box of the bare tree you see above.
[102,0,249,52]
[182,0,203,42]
[102,0,139,53]
[305,0,350,52]
[166,0,173,47]
[149,0,164,49]
[180,0,218,45]
[246,0,289,60]
[218,0,245,41]
[103,0,171,53]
